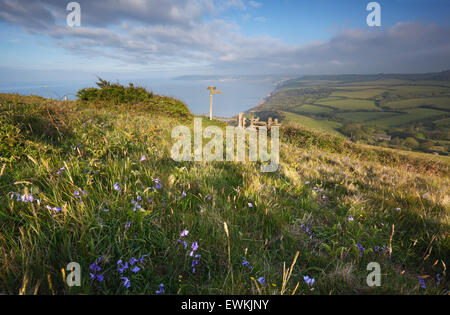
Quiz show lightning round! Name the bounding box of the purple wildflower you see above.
[418,277,426,289]
[304,275,315,286]
[117,260,129,273]
[356,243,365,257]
[242,259,252,270]
[139,255,148,263]
[190,242,199,256]
[156,284,165,294]
[257,277,265,285]
[120,277,131,289]
[131,266,141,273]
[114,182,121,191]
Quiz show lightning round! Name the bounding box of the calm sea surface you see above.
[0,78,278,117]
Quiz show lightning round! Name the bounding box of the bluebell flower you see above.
[125,221,131,229]
[418,277,426,289]
[156,284,165,294]
[177,239,188,249]
[120,277,131,289]
[356,243,365,257]
[96,274,104,282]
[303,276,315,286]
[190,242,199,256]
[180,229,189,237]
[140,155,147,162]
[153,178,162,190]
[257,277,265,285]
[129,257,138,266]
[242,259,252,270]
[131,266,141,273]
[139,255,148,263]
[114,182,121,191]
[117,260,129,273]
[181,191,187,198]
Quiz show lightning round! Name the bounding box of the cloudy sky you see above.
[1,0,450,83]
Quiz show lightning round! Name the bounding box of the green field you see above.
[250,71,450,155]
[330,89,385,99]
[281,111,342,135]
[384,97,450,110]
[316,98,379,111]
[294,104,335,114]
[368,108,447,127]
[336,111,398,123]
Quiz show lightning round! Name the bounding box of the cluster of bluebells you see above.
[300,223,313,240]
[356,243,365,257]
[177,229,189,248]
[10,192,40,205]
[131,195,143,212]
[177,229,201,273]
[10,191,65,214]
[153,178,162,190]
[190,242,200,273]
[242,257,267,289]
[89,257,104,282]
[74,190,87,204]
[46,205,62,213]
[117,255,148,289]
[374,245,389,254]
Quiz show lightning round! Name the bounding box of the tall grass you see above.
[0,91,448,295]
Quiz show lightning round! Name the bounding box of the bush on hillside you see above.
[76,78,154,105]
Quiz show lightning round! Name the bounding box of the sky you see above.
[1,0,450,84]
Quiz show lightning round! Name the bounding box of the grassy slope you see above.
[0,93,448,295]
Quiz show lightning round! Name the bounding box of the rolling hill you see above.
[249,71,450,155]
[0,80,448,294]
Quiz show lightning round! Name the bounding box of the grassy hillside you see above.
[0,83,448,295]
[251,71,450,155]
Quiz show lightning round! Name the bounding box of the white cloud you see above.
[1,1,449,75]
[248,1,262,8]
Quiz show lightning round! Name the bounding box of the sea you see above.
[0,77,282,117]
